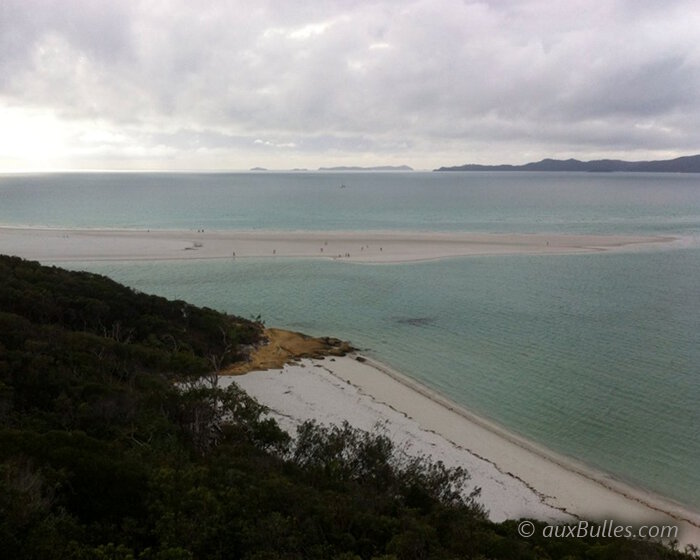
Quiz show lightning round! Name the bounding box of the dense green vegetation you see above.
[0,255,695,559]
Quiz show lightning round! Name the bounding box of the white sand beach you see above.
[225,355,700,547]
[0,226,679,263]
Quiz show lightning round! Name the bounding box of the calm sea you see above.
[1,171,699,509]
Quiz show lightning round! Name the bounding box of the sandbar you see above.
[0,225,680,263]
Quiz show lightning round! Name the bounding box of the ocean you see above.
[1,171,699,509]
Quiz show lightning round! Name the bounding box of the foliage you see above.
[0,255,693,559]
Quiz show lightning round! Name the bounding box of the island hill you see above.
[436,153,700,173]
[250,165,413,172]
[319,165,413,171]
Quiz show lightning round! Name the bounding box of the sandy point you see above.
[0,226,682,263]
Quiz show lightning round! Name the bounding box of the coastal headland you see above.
[223,327,353,375]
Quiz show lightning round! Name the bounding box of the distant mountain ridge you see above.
[435,154,700,173]
[319,165,413,171]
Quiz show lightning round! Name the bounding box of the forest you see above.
[0,254,695,559]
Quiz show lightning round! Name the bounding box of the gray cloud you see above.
[2,0,700,169]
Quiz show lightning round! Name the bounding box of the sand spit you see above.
[0,226,679,263]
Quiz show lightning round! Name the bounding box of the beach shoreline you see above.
[226,352,700,547]
[0,225,682,264]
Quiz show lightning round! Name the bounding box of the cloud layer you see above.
[2,0,700,169]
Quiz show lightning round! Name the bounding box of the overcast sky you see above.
[2,0,700,171]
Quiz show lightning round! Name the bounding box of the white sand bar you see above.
[0,226,678,263]
[226,356,700,547]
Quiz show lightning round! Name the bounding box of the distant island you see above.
[249,166,412,172]
[435,154,700,173]
[319,165,413,171]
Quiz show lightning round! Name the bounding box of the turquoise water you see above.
[2,171,700,509]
